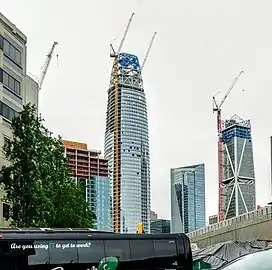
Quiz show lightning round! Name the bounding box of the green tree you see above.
[0,103,95,228]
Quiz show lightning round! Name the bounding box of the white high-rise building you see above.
[0,12,39,226]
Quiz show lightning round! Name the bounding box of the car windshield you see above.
[221,248,272,269]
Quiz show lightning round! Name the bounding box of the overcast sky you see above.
[2,0,272,221]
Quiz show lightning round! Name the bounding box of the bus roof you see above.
[0,228,188,241]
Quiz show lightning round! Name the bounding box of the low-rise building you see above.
[209,214,218,225]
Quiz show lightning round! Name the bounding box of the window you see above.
[15,50,21,63]
[9,240,35,256]
[49,240,78,264]
[3,71,8,86]
[2,203,10,219]
[130,239,154,260]
[3,137,10,153]
[28,240,50,265]
[3,40,9,53]
[78,240,105,264]
[153,239,177,258]
[0,36,3,50]
[0,69,21,95]
[104,240,131,261]
[0,102,19,121]
[3,39,21,65]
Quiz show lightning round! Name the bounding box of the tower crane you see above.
[213,70,244,222]
[141,31,157,72]
[110,13,135,233]
[110,13,135,58]
[38,41,58,90]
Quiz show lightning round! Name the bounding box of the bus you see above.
[0,228,193,270]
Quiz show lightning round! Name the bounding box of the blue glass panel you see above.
[118,53,141,71]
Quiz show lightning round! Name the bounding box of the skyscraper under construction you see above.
[222,115,256,220]
[104,52,151,233]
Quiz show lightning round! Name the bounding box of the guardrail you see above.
[187,205,272,238]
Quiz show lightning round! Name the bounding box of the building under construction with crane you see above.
[104,13,156,233]
[221,115,256,219]
[213,71,256,221]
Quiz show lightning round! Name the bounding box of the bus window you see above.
[49,240,78,264]
[0,241,10,255]
[28,240,50,265]
[78,240,105,264]
[0,257,16,270]
[8,240,35,256]
[129,239,154,270]
[152,239,179,269]
[153,239,177,258]
[104,240,131,262]
[176,236,185,255]
[129,239,154,261]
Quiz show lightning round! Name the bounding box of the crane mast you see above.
[141,32,157,72]
[110,13,135,57]
[213,70,244,222]
[38,41,58,90]
[110,13,135,233]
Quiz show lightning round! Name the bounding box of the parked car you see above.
[219,248,272,269]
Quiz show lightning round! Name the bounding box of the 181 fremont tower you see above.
[104,52,151,233]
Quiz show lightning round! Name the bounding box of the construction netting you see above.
[192,240,272,269]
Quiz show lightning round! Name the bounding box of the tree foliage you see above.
[0,103,95,228]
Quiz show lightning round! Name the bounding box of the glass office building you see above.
[171,164,206,233]
[150,219,170,233]
[222,115,256,220]
[104,53,150,233]
[87,176,111,231]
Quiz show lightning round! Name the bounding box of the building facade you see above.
[104,53,150,233]
[222,115,256,220]
[151,219,170,233]
[0,12,39,227]
[171,164,206,234]
[63,140,108,179]
[88,176,111,231]
[150,210,158,221]
[209,214,218,225]
[63,140,111,231]
[270,136,272,204]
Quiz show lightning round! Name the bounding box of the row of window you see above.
[0,101,19,121]
[0,69,21,95]
[9,238,178,265]
[0,36,22,66]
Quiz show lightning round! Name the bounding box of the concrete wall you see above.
[188,206,272,248]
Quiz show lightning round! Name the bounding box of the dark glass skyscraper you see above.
[151,219,170,233]
[104,53,150,233]
[222,115,256,220]
[170,164,206,233]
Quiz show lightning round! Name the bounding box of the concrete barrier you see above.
[187,206,272,248]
